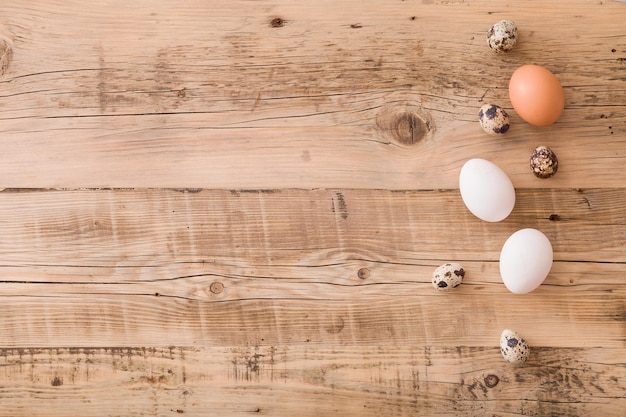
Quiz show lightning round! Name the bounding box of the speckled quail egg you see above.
[432,263,465,291]
[479,104,510,135]
[487,20,518,52]
[530,145,559,178]
[500,329,530,363]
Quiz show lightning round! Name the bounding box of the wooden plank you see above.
[0,1,624,189]
[0,346,623,417]
[0,188,623,348]
[0,293,623,348]
[0,188,623,264]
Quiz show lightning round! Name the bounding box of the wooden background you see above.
[0,1,624,416]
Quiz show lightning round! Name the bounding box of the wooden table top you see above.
[0,1,624,416]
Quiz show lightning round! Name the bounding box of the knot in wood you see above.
[209,281,224,294]
[376,104,432,146]
[357,268,370,280]
[270,17,285,28]
[325,316,345,334]
[0,35,13,76]
[395,112,427,145]
[484,374,499,388]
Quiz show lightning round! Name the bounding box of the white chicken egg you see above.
[459,158,516,222]
[499,228,553,294]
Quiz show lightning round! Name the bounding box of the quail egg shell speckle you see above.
[530,145,559,178]
[500,329,530,363]
[487,20,518,52]
[479,104,510,135]
[432,263,464,291]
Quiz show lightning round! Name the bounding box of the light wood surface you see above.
[0,1,624,416]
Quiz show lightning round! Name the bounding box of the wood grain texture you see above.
[0,188,624,415]
[0,0,624,189]
[0,346,624,417]
[0,0,624,416]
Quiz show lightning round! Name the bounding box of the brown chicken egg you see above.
[508,65,565,126]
